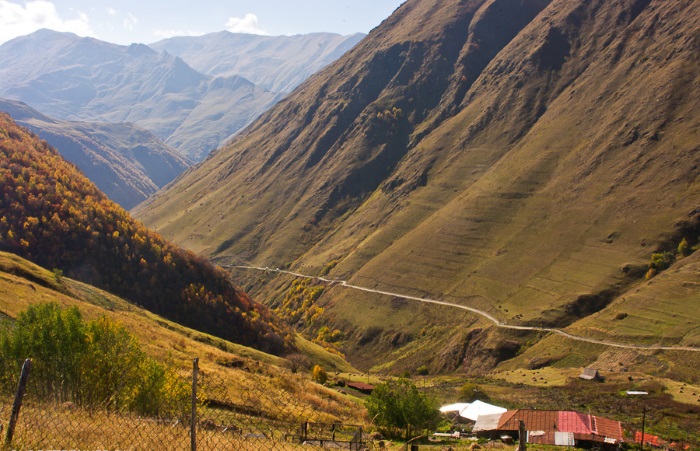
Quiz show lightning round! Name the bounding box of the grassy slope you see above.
[135,0,700,378]
[0,251,359,423]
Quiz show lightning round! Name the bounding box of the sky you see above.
[0,0,406,45]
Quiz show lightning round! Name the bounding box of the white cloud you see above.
[106,7,117,16]
[123,12,137,31]
[225,13,267,35]
[0,0,93,44]
[152,28,205,40]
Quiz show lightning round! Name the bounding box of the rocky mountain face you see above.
[0,99,190,209]
[150,31,365,94]
[134,0,699,374]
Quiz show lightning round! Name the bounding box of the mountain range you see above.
[0,98,190,209]
[150,31,365,94]
[0,29,362,161]
[134,0,700,377]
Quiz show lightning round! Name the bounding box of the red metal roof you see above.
[592,415,623,441]
[558,411,591,434]
[346,382,375,391]
[495,410,623,444]
[498,410,559,433]
[635,431,664,447]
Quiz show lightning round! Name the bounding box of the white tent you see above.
[458,400,507,422]
[439,402,471,413]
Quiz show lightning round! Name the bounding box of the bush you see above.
[459,382,479,402]
[650,252,675,271]
[0,303,188,417]
[312,365,328,384]
[365,377,440,440]
[416,365,429,376]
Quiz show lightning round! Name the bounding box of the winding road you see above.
[228,265,700,353]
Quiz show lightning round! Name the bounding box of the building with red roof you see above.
[475,409,624,449]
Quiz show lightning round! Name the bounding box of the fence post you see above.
[4,358,32,448]
[518,419,527,450]
[191,357,199,451]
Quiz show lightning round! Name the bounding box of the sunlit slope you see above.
[0,251,359,423]
[135,0,700,371]
[0,113,290,354]
[499,251,700,382]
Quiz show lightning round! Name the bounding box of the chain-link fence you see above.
[1,358,367,450]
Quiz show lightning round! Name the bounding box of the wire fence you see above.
[1,358,367,450]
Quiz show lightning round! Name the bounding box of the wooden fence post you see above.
[4,358,32,448]
[518,419,527,450]
[191,357,199,451]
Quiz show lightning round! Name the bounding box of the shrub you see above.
[459,382,480,402]
[650,252,675,271]
[365,377,440,440]
[0,303,188,417]
[312,365,328,385]
[678,238,691,256]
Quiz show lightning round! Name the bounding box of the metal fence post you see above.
[4,358,32,448]
[191,357,199,451]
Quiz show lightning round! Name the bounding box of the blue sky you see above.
[0,0,406,45]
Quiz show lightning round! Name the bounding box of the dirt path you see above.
[230,265,700,353]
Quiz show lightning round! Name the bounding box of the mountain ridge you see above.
[149,31,366,94]
[0,98,191,209]
[134,0,699,375]
[0,30,280,160]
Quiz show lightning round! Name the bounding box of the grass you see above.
[5,399,318,451]
[565,252,700,347]
[490,367,577,387]
[0,251,363,431]
[127,0,700,395]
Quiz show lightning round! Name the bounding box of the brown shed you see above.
[346,382,375,394]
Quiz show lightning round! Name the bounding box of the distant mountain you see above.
[135,0,700,376]
[0,98,190,209]
[0,113,290,354]
[0,29,281,161]
[150,31,365,94]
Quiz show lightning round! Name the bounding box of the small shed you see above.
[345,382,375,394]
[579,368,603,381]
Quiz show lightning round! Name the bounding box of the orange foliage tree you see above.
[0,113,291,354]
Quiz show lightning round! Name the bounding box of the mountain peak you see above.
[135,0,700,374]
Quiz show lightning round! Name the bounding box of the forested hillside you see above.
[0,98,191,209]
[0,114,290,354]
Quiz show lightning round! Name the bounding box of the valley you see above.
[231,265,700,354]
[1,0,699,447]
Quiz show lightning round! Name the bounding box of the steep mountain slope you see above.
[135,0,700,373]
[150,31,366,94]
[0,99,190,209]
[0,114,290,354]
[0,30,280,161]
